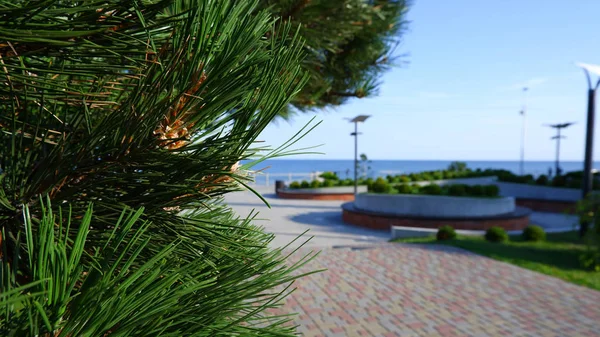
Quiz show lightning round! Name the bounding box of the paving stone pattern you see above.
[274,243,600,337]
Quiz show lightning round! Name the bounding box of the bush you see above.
[437,225,457,241]
[310,180,321,188]
[442,171,456,179]
[371,177,391,193]
[482,184,500,197]
[552,175,566,187]
[420,173,433,181]
[420,184,442,195]
[432,171,444,180]
[447,184,467,196]
[485,227,509,243]
[467,185,485,197]
[448,161,467,172]
[365,178,375,190]
[535,174,549,185]
[289,181,301,189]
[409,173,421,181]
[300,180,310,188]
[342,178,354,186]
[522,225,546,242]
[319,171,338,181]
[575,194,600,270]
[395,183,414,194]
[323,179,336,187]
[399,175,411,183]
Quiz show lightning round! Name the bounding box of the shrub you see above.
[575,194,600,270]
[420,173,433,181]
[409,173,421,181]
[522,225,546,242]
[310,180,321,188]
[523,174,535,184]
[300,180,310,188]
[342,178,354,186]
[467,185,485,196]
[432,171,444,180]
[365,178,375,190]
[420,184,442,195]
[399,175,411,183]
[447,184,467,197]
[442,171,456,179]
[552,175,566,187]
[289,181,301,189]
[371,177,391,193]
[323,179,336,187]
[485,227,509,243]
[448,161,467,172]
[319,171,338,181]
[482,185,500,197]
[437,225,457,241]
[535,174,549,185]
[395,183,414,194]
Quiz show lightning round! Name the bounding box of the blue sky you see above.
[258,0,600,161]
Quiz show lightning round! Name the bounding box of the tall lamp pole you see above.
[544,122,575,176]
[577,62,600,237]
[348,115,370,195]
[520,87,529,176]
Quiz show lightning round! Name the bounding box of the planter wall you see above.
[342,201,530,232]
[276,186,368,201]
[354,193,515,218]
[412,176,497,187]
[496,181,580,202]
[495,182,583,213]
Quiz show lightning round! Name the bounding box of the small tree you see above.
[448,161,468,172]
[358,153,373,179]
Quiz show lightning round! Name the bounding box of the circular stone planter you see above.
[343,193,531,231]
[277,186,368,201]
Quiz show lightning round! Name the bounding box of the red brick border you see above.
[342,208,530,231]
[515,198,576,214]
[276,190,355,201]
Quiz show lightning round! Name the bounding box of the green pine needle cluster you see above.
[0,0,323,335]
[260,0,410,116]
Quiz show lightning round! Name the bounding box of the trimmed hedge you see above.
[522,225,546,242]
[485,227,509,243]
[437,225,457,241]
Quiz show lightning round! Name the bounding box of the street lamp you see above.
[544,122,575,177]
[576,62,600,237]
[519,87,529,176]
[348,115,370,195]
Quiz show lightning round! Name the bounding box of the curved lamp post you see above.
[348,115,370,195]
[576,62,600,236]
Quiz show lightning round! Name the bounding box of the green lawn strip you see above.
[392,231,600,291]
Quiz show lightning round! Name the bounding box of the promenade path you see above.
[226,187,599,336]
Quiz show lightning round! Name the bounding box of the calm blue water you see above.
[244,159,600,185]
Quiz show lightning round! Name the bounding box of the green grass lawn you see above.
[393,231,600,291]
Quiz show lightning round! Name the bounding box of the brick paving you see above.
[274,243,600,337]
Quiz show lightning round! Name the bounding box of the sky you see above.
[257,0,600,161]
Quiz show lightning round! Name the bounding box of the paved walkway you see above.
[275,244,600,337]
[227,186,598,336]
[225,186,389,248]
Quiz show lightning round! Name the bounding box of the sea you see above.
[244,159,600,185]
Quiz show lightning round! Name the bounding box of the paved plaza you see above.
[227,187,600,336]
